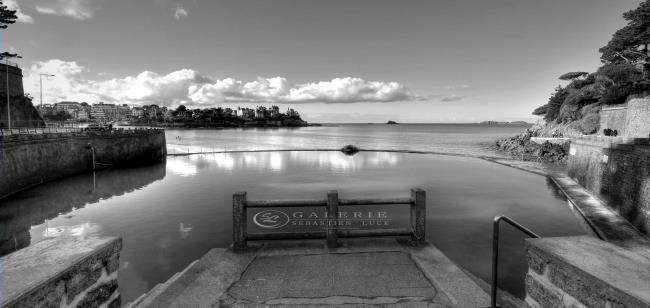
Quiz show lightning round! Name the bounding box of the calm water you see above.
[164,123,529,157]
[0,125,586,303]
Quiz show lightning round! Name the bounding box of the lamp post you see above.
[2,52,23,130]
[39,73,55,108]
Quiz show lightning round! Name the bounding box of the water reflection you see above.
[166,151,400,176]
[0,162,166,256]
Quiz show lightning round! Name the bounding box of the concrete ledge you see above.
[132,238,490,307]
[530,137,570,145]
[525,236,650,308]
[0,236,122,308]
[550,174,650,256]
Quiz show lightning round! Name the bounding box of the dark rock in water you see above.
[341,145,360,155]
[387,120,398,125]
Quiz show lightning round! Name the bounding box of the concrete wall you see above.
[598,96,650,138]
[0,129,166,199]
[525,236,649,308]
[0,236,122,308]
[567,136,650,235]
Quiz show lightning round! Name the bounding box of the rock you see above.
[386,120,398,125]
[341,145,360,155]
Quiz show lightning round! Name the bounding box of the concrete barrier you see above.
[525,236,650,308]
[0,129,166,199]
[0,236,122,308]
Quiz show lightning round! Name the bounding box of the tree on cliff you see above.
[0,1,17,29]
[599,0,650,77]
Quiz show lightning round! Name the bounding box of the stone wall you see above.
[0,63,25,97]
[625,97,650,138]
[602,140,650,234]
[0,236,122,308]
[567,136,650,234]
[599,105,627,135]
[598,96,650,138]
[0,129,166,199]
[525,236,649,308]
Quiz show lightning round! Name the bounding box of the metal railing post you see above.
[326,190,339,248]
[491,215,540,308]
[233,192,247,252]
[410,188,426,243]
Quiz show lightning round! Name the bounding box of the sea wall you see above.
[0,128,166,199]
[567,136,650,234]
[0,236,122,308]
[524,236,649,308]
[598,96,650,138]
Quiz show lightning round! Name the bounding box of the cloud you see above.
[190,77,417,104]
[445,84,471,90]
[24,59,419,106]
[439,95,466,102]
[4,0,34,23]
[174,3,188,20]
[35,0,97,20]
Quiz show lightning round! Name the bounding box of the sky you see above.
[0,0,643,123]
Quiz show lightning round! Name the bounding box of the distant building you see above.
[75,109,89,120]
[55,101,81,115]
[270,105,280,118]
[240,108,255,120]
[90,110,108,121]
[92,103,117,120]
[131,107,145,118]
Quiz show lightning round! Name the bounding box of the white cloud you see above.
[25,59,419,106]
[35,0,97,20]
[189,77,416,104]
[4,0,34,23]
[445,84,471,90]
[174,3,188,20]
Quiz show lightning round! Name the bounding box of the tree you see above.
[176,105,187,112]
[599,0,650,77]
[559,72,589,81]
[0,1,17,29]
[544,86,568,122]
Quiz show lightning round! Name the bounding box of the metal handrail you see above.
[491,215,540,308]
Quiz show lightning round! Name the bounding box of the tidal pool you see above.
[0,151,586,302]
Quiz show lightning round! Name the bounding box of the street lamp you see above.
[39,73,55,108]
[2,52,23,130]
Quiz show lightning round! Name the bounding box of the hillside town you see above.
[35,102,307,127]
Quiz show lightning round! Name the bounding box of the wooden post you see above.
[233,192,247,252]
[327,190,339,248]
[410,188,426,244]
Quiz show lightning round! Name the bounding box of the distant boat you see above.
[386,120,398,125]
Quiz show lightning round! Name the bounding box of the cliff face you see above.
[0,96,45,128]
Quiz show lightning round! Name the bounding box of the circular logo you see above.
[253,210,290,229]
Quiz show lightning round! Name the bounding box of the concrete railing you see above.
[232,189,426,251]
